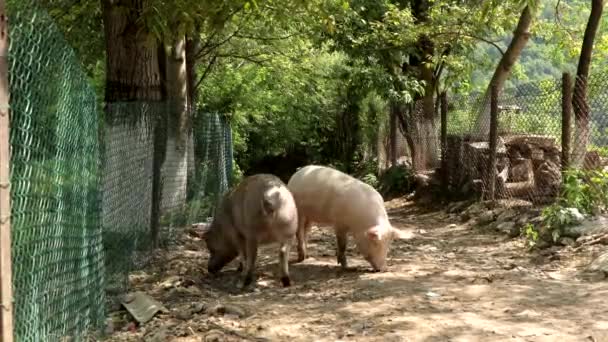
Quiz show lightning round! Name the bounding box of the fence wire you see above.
[446,73,608,204]
[7,7,105,341]
[6,4,234,341]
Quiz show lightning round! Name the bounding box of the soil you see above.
[106,198,608,342]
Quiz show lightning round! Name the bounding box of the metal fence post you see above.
[561,72,572,172]
[0,0,14,340]
[440,92,448,195]
[487,84,499,202]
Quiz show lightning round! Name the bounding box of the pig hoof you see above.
[280,276,291,287]
[239,274,254,290]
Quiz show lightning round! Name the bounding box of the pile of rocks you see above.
[444,133,608,202]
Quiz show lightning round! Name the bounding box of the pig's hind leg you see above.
[296,216,311,262]
[239,238,259,290]
[336,227,349,269]
[278,241,292,287]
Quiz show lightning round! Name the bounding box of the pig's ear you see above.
[366,226,382,241]
[391,226,414,240]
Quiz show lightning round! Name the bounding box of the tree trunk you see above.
[101,0,162,244]
[394,101,419,170]
[185,35,199,197]
[409,100,438,171]
[102,0,161,104]
[472,6,533,136]
[161,35,189,213]
[571,0,605,168]
[404,0,440,171]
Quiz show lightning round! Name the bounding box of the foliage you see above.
[559,168,608,215]
[377,164,414,199]
[536,168,608,243]
[521,223,539,248]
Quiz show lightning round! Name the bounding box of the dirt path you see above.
[108,199,608,342]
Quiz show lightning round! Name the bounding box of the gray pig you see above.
[201,174,298,289]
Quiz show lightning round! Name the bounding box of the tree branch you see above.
[233,31,303,41]
[431,31,505,56]
[193,54,218,91]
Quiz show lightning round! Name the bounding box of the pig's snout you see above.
[207,262,222,275]
[207,255,227,275]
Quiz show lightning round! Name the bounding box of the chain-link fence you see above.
[7,7,105,341]
[445,73,608,204]
[5,4,234,341]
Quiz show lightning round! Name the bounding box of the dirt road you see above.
[109,199,608,342]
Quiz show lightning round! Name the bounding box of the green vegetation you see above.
[524,169,608,246]
[14,0,604,184]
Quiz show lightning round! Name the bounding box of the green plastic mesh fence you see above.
[161,111,234,229]
[6,4,234,341]
[101,102,156,297]
[101,104,234,299]
[7,6,105,341]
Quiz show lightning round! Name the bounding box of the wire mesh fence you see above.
[5,4,234,341]
[445,73,608,204]
[7,6,105,341]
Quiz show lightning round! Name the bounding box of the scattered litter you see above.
[121,291,168,324]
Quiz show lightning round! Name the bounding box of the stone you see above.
[564,215,608,239]
[495,209,517,224]
[534,160,561,195]
[509,158,534,182]
[579,251,608,281]
[516,214,531,227]
[477,210,496,225]
[559,237,576,247]
[204,330,225,342]
[496,221,519,238]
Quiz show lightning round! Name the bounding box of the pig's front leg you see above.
[239,238,258,289]
[336,228,348,269]
[278,241,292,287]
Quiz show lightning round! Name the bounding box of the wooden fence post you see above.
[487,84,499,202]
[440,92,448,194]
[0,0,14,341]
[561,72,572,172]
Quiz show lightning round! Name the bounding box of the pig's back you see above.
[288,165,385,228]
[230,174,297,242]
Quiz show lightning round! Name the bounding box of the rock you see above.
[477,210,496,225]
[174,309,193,321]
[579,252,608,281]
[204,330,225,342]
[496,209,517,224]
[496,221,519,238]
[563,215,608,239]
[447,201,470,213]
[559,237,576,247]
[534,160,561,195]
[210,304,247,318]
[504,135,557,150]
[191,302,207,314]
[586,252,608,274]
[516,214,531,227]
[509,158,534,182]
